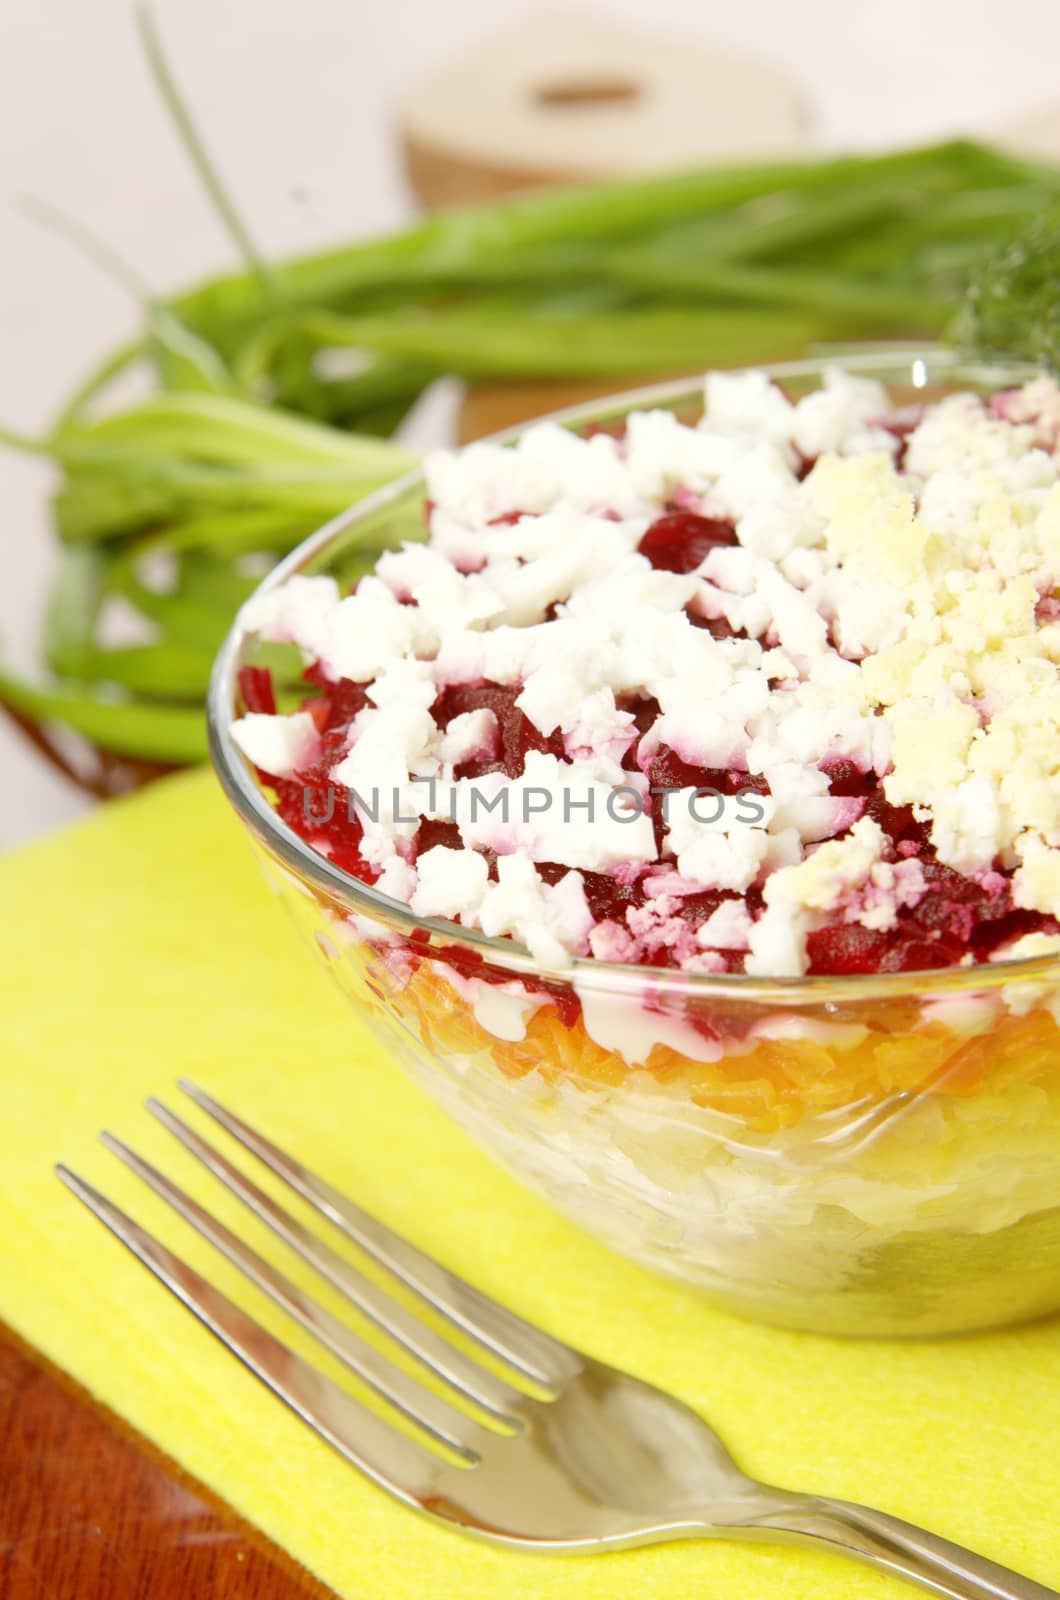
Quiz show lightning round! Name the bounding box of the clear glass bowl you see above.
[208,350,1060,1338]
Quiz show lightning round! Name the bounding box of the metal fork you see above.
[57,1082,1057,1600]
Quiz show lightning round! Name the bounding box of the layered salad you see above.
[229,367,1060,1333]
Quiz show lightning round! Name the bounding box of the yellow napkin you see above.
[2,766,1058,1599]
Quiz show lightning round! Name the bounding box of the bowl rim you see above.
[207,346,1060,1002]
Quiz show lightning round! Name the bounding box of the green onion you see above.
[4,8,1060,779]
[64,640,219,699]
[42,546,109,678]
[295,304,829,379]
[0,665,209,763]
[52,391,415,471]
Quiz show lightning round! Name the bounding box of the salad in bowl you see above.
[209,351,1060,1337]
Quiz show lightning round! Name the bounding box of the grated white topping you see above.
[230,710,319,778]
[234,369,1060,974]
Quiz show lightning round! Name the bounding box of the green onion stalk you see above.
[3,4,1060,773]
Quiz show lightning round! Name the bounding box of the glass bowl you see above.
[208,350,1060,1339]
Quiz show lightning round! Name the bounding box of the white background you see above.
[4,0,1060,849]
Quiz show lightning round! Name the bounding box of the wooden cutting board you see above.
[399,12,812,207]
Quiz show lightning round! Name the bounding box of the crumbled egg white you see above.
[234,369,1060,972]
[231,710,319,779]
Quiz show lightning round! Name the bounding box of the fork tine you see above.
[147,1099,526,1424]
[100,1134,483,1460]
[55,1165,454,1502]
[177,1080,581,1390]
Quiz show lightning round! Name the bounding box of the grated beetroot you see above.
[687,608,741,640]
[415,818,463,857]
[237,664,276,716]
[806,924,893,975]
[431,681,566,779]
[637,512,738,574]
[879,935,964,973]
[820,757,875,797]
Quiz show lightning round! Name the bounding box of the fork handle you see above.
[746,1495,1059,1600]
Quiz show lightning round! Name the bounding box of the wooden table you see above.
[0,1323,333,1599]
